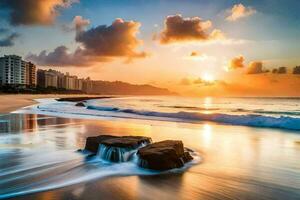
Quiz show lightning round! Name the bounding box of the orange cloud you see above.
[1,0,77,26]
[174,75,300,97]
[226,3,256,21]
[73,16,90,32]
[158,14,224,44]
[293,66,300,74]
[228,55,245,70]
[27,18,147,66]
[190,51,200,57]
[180,78,191,85]
[272,67,287,74]
[247,61,267,74]
[62,16,90,32]
[193,78,203,84]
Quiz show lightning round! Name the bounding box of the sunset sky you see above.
[1,0,300,96]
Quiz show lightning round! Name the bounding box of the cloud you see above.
[193,78,203,84]
[180,77,216,86]
[26,46,90,66]
[180,78,191,86]
[0,28,9,34]
[209,29,226,40]
[247,61,267,74]
[293,66,300,74]
[226,3,256,21]
[158,14,225,44]
[190,51,200,57]
[184,52,215,62]
[73,15,90,31]
[75,18,146,58]
[26,18,146,66]
[63,15,90,32]
[227,55,245,70]
[272,67,287,74]
[0,32,19,47]
[0,0,78,26]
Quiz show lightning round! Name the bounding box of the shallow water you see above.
[0,113,299,199]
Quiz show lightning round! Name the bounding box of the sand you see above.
[0,94,99,113]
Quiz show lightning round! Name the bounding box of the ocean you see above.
[18,96,300,130]
[0,96,299,199]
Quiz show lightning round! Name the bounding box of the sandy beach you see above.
[0,94,105,113]
[0,112,299,200]
[0,96,300,199]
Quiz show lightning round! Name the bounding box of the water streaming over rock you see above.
[97,142,149,162]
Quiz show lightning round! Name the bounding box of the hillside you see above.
[91,81,176,95]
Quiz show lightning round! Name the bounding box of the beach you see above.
[0,96,299,199]
[0,94,109,113]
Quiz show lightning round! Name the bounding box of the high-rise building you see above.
[0,55,36,86]
[25,62,36,86]
[0,55,26,85]
[57,72,65,89]
[37,69,59,88]
[83,77,93,93]
[63,74,77,90]
[76,78,84,91]
[36,68,89,91]
[45,71,58,88]
[37,69,46,87]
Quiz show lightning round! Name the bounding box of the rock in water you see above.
[84,135,152,162]
[137,140,193,170]
[75,102,85,107]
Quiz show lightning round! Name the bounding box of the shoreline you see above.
[0,94,112,114]
[0,113,299,199]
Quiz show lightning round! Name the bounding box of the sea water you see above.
[1,96,299,199]
[17,96,300,130]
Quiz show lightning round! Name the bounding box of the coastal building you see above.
[37,69,59,88]
[37,69,85,91]
[36,69,46,87]
[25,62,36,86]
[82,77,93,93]
[0,55,37,86]
[0,55,90,91]
[64,72,82,90]
[57,72,65,89]
[0,55,26,85]
[76,78,84,91]
[45,71,58,88]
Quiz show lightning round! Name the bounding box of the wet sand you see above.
[0,114,299,200]
[0,94,109,113]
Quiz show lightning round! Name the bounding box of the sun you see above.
[202,73,215,82]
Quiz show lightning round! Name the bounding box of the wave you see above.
[87,105,300,130]
[158,105,220,111]
[252,110,300,116]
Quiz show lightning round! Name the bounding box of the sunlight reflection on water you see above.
[0,113,299,200]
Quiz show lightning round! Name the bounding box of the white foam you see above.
[0,152,201,199]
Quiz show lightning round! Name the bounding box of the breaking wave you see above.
[87,105,300,130]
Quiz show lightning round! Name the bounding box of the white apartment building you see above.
[0,55,26,85]
[64,75,77,90]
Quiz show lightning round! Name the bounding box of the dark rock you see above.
[75,102,86,107]
[137,140,193,170]
[84,135,152,153]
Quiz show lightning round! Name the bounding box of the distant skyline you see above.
[1,0,300,96]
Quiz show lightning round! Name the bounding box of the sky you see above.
[0,0,300,96]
